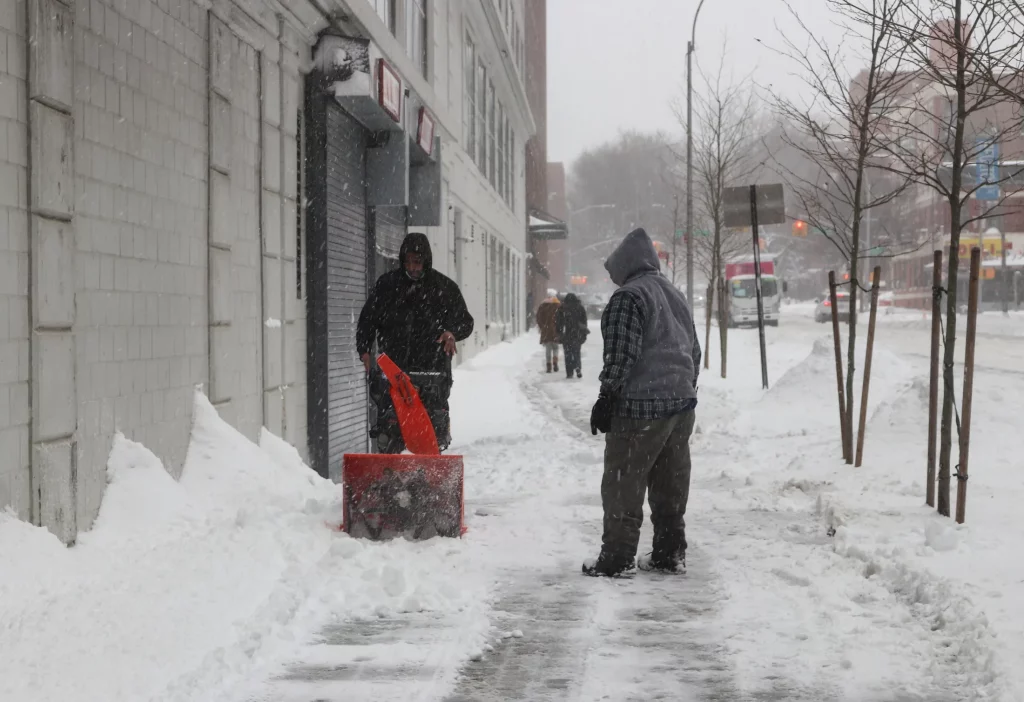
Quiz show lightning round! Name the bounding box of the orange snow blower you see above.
[338,353,465,540]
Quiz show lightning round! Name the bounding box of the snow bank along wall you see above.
[0,0,534,541]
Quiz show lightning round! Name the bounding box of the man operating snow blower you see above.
[584,227,702,578]
[357,233,474,453]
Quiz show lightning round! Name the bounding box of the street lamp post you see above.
[686,0,706,306]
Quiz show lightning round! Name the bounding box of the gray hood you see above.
[604,228,661,286]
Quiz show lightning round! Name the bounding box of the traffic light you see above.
[793,219,808,237]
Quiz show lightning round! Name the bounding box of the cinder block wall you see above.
[0,0,32,522]
[0,0,311,540]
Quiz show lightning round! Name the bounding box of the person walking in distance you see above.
[535,289,562,373]
[584,228,702,578]
[556,293,589,379]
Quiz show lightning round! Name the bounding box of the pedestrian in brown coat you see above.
[536,289,562,373]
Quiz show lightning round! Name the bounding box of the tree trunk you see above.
[939,0,967,518]
[845,258,858,465]
[704,282,713,370]
[938,209,961,517]
[718,276,728,379]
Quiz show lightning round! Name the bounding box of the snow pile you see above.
[0,392,489,702]
[697,322,1023,699]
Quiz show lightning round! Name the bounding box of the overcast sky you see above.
[546,0,848,166]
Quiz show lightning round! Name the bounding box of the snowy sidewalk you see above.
[246,326,974,701]
[4,314,1019,702]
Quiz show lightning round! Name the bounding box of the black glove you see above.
[590,393,614,435]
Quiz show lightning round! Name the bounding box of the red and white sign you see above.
[417,107,435,155]
[377,58,402,122]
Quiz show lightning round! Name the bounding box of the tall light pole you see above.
[686,0,706,306]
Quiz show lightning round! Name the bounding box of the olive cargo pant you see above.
[601,410,696,564]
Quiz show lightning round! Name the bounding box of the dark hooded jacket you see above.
[555,293,589,346]
[357,233,474,374]
[602,227,699,404]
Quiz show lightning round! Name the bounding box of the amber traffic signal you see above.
[793,219,808,237]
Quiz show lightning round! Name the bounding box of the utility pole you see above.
[671,194,680,286]
[685,0,706,306]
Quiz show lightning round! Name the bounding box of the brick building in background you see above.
[523,0,567,326]
[0,0,536,542]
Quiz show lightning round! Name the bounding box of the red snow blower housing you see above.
[340,353,465,540]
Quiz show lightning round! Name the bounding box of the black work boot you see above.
[582,553,636,578]
[546,362,552,373]
[553,359,559,372]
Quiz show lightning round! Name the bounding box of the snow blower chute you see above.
[338,353,465,540]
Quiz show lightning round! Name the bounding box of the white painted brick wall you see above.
[73,0,210,526]
[69,0,311,530]
[0,0,31,520]
[0,0,311,532]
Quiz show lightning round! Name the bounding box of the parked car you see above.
[814,291,852,323]
[878,291,895,308]
[583,293,609,320]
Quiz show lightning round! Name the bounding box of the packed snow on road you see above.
[2,306,1022,702]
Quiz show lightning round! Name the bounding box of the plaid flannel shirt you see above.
[599,290,701,419]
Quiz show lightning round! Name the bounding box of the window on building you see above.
[406,0,428,77]
[373,0,396,33]
[489,236,498,321]
[504,112,512,204]
[476,61,487,170]
[463,33,476,156]
[499,242,505,323]
[497,102,506,201]
[509,129,516,211]
[487,81,496,187]
[513,21,521,72]
[296,107,304,299]
[505,247,512,322]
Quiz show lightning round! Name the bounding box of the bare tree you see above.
[568,132,677,286]
[770,0,919,463]
[674,56,761,378]
[880,1,1024,515]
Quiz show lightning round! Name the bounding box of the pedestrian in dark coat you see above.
[583,228,702,578]
[357,233,474,451]
[556,293,589,379]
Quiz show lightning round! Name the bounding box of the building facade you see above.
[302,0,534,479]
[0,0,534,540]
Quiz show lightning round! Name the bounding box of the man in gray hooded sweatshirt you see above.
[583,228,701,578]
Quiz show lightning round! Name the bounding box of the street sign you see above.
[723,184,786,228]
[976,139,1000,201]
